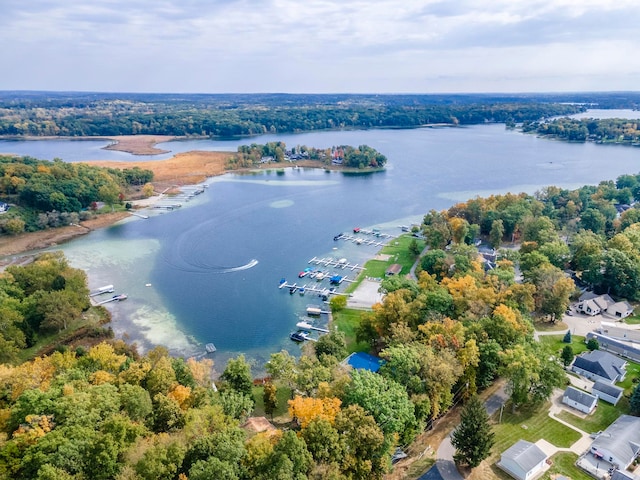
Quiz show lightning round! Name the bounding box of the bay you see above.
[5,118,640,370]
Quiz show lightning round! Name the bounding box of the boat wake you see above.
[162,256,259,274]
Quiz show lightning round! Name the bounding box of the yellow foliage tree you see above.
[288,396,342,428]
[118,360,151,386]
[168,384,192,411]
[88,342,127,373]
[90,369,116,386]
[187,357,213,388]
[8,356,56,400]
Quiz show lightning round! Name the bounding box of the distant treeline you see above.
[523,117,640,144]
[0,92,591,137]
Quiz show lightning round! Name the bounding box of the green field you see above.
[538,334,588,356]
[556,397,627,433]
[252,384,293,422]
[333,308,370,353]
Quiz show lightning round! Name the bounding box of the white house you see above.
[592,381,624,406]
[572,350,627,385]
[497,440,548,480]
[591,415,640,470]
[562,386,598,414]
[577,293,614,316]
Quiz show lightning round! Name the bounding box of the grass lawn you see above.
[541,452,592,480]
[345,234,422,292]
[490,401,581,455]
[333,308,370,353]
[616,358,640,394]
[534,320,569,332]
[624,312,640,325]
[538,334,588,356]
[252,384,293,422]
[556,397,628,433]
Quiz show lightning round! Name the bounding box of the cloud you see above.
[0,0,638,92]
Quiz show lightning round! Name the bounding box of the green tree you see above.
[630,384,640,415]
[314,331,347,361]
[451,395,494,468]
[489,219,504,249]
[587,338,599,351]
[301,418,342,465]
[561,345,574,367]
[98,183,120,212]
[343,369,416,441]
[263,382,278,418]
[221,354,253,396]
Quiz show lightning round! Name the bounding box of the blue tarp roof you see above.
[346,352,383,372]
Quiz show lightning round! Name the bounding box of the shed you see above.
[592,381,624,405]
[591,415,640,470]
[562,386,598,414]
[385,264,402,276]
[242,417,277,436]
[497,440,548,480]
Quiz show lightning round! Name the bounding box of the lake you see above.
[4,114,640,371]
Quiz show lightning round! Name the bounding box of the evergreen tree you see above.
[630,384,640,415]
[451,395,494,468]
[561,345,574,367]
[563,330,572,343]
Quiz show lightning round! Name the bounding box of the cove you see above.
[8,122,640,369]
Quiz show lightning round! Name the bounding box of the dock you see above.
[279,280,351,297]
[128,211,149,219]
[334,233,386,247]
[352,228,397,239]
[308,257,366,271]
[95,294,128,305]
[90,284,114,297]
[296,320,330,333]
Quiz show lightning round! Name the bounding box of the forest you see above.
[0,92,590,138]
[0,155,153,234]
[523,117,640,144]
[3,166,640,478]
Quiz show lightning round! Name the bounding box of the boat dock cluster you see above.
[89,284,128,305]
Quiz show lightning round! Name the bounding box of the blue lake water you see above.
[4,116,640,370]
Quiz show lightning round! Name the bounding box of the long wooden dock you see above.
[308,257,365,271]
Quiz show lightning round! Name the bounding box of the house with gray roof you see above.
[572,350,627,385]
[562,386,598,414]
[578,292,614,316]
[586,332,640,364]
[611,470,639,480]
[497,440,548,480]
[592,381,624,406]
[608,301,634,319]
[591,415,640,470]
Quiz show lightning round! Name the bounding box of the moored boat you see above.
[205,343,216,353]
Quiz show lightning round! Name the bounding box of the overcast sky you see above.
[1,0,639,94]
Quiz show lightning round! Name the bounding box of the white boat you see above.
[205,343,216,353]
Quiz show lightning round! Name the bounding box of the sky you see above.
[1,0,639,94]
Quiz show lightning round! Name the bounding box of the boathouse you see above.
[385,264,402,276]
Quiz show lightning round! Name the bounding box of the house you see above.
[241,416,277,436]
[562,386,598,414]
[497,440,548,480]
[592,381,624,405]
[577,293,614,316]
[572,350,627,384]
[385,264,402,276]
[590,415,640,470]
[608,301,634,319]
[611,470,640,480]
[586,332,640,363]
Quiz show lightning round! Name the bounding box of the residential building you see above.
[590,415,640,470]
[497,440,548,480]
[592,381,624,405]
[572,350,627,384]
[562,386,598,414]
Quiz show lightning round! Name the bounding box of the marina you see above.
[333,233,386,247]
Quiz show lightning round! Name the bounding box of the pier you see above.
[333,233,386,247]
[296,321,330,333]
[279,280,351,297]
[352,228,397,239]
[95,294,128,305]
[308,257,366,271]
[128,211,149,219]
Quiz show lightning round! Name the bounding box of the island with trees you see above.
[523,117,640,145]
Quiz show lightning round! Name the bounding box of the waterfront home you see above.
[562,386,598,414]
[592,381,624,405]
[590,415,640,470]
[497,440,548,480]
[572,350,627,385]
